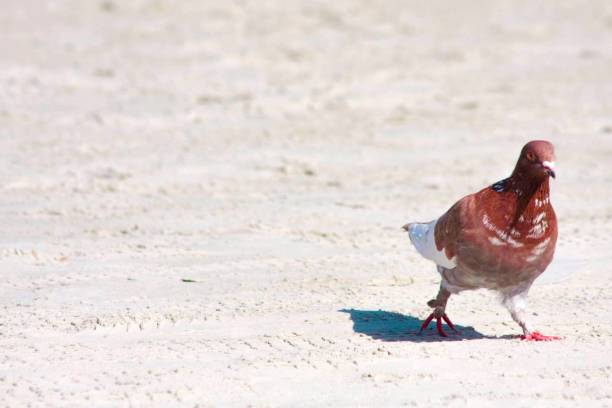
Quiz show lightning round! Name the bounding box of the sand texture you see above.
[2,1,612,406]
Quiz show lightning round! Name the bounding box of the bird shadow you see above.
[340,308,498,342]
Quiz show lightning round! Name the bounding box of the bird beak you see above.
[542,161,556,179]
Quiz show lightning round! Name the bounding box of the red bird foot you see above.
[520,332,561,341]
[419,312,458,337]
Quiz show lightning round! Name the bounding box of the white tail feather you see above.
[406,220,456,269]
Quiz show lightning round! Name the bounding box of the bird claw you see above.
[441,313,458,333]
[520,331,561,341]
[419,312,459,337]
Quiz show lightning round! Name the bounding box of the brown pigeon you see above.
[403,140,559,341]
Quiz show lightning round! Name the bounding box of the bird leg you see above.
[504,292,561,341]
[420,286,458,337]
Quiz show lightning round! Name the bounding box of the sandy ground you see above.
[2,0,612,406]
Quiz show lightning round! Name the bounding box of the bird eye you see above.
[526,151,536,161]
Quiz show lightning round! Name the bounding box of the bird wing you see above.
[434,197,472,263]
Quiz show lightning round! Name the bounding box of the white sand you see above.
[2,1,612,406]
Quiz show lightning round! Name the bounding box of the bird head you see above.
[514,140,556,180]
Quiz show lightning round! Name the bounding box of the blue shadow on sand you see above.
[340,309,487,342]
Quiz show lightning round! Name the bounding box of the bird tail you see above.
[402,222,430,251]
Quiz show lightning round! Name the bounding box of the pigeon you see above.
[403,140,559,341]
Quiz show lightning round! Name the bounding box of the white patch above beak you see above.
[542,160,555,170]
